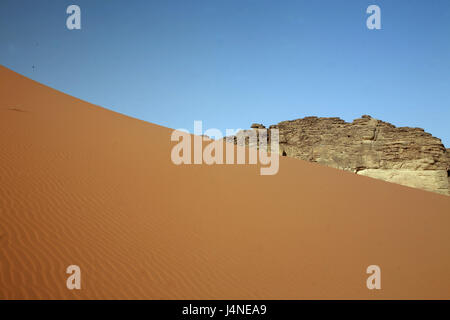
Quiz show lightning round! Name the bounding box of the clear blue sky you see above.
[1,0,449,146]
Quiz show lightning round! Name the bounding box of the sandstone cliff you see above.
[231,115,449,195]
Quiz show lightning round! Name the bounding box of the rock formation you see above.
[229,115,449,195]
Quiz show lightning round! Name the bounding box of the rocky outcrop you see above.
[231,115,449,195]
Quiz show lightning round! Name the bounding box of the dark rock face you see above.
[447,149,450,190]
[232,115,449,195]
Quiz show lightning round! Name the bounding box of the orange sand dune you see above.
[0,65,449,299]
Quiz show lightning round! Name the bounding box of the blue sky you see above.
[1,0,449,146]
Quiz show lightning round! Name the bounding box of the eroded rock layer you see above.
[233,115,449,195]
